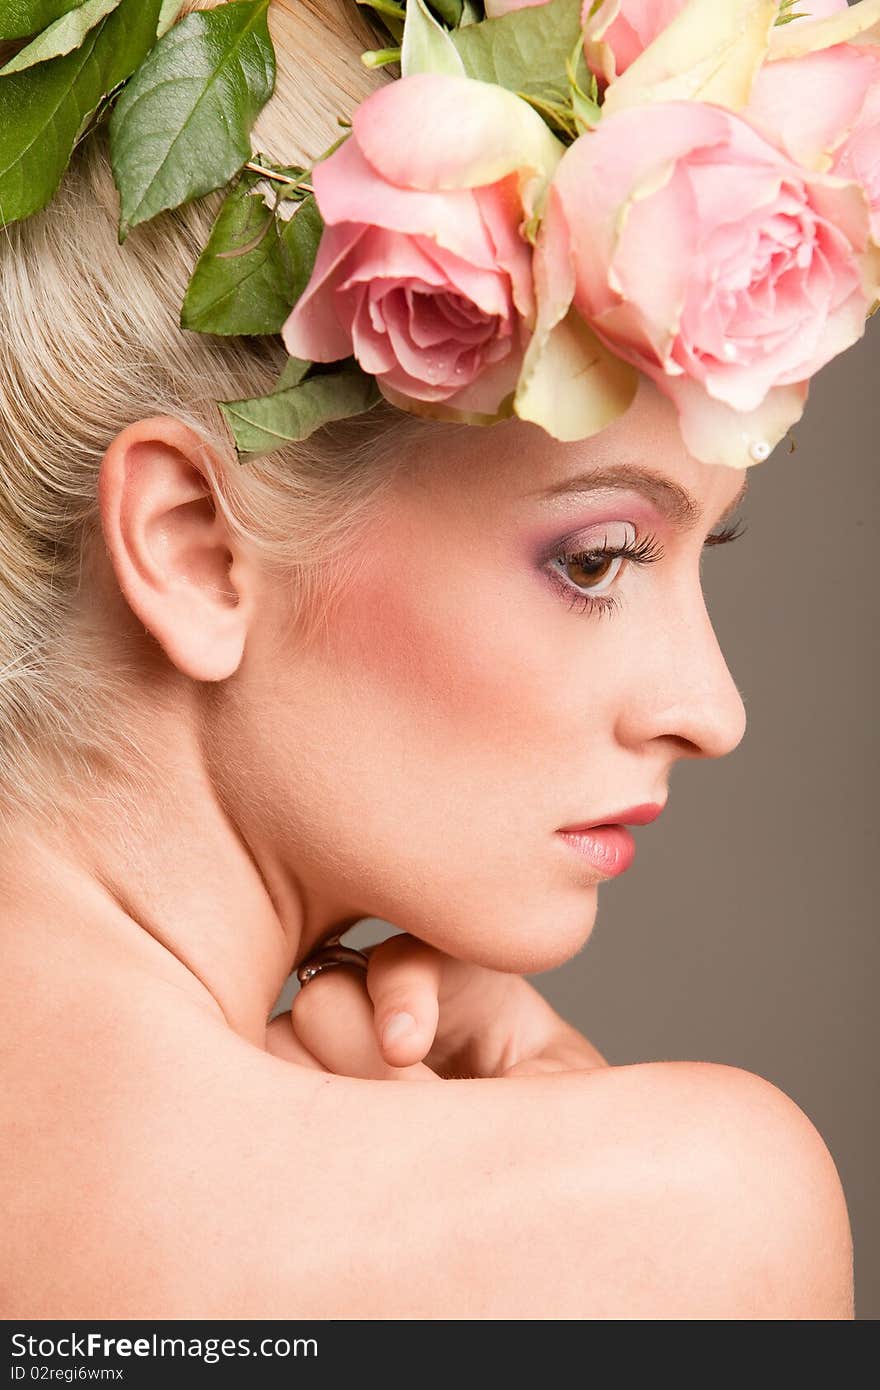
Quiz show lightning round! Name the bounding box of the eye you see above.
[545,514,747,619]
[546,524,665,618]
[558,549,625,594]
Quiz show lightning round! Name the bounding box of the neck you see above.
[0,721,364,1049]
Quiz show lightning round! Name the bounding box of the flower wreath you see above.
[1,0,878,469]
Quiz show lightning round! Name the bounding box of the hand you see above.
[266,932,609,1081]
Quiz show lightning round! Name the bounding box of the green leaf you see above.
[109,0,275,239]
[354,0,404,27]
[354,0,403,14]
[401,0,464,76]
[180,180,323,336]
[0,0,122,75]
[275,355,310,390]
[220,366,383,457]
[354,0,404,46]
[566,20,601,133]
[156,0,183,38]
[451,0,586,104]
[0,0,164,226]
[0,1,87,40]
[774,0,805,21]
[425,0,463,26]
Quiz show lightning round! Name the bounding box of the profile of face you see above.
[187,376,747,977]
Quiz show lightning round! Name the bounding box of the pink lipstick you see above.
[556,803,665,878]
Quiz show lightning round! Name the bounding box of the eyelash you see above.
[548,518,748,618]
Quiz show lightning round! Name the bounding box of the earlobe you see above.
[98,415,254,682]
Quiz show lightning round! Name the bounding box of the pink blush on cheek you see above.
[322,542,546,751]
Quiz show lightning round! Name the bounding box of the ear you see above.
[98,415,257,682]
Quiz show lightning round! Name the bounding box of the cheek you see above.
[326,550,557,758]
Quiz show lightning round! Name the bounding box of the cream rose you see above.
[523,99,880,467]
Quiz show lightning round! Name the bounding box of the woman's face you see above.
[215,378,748,974]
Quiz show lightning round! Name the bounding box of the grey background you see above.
[273,314,878,1319]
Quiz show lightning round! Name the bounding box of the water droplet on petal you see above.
[749,439,771,462]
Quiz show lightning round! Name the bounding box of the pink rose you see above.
[747,43,880,239]
[583,0,690,84]
[531,100,879,467]
[281,72,561,419]
[584,0,850,85]
[834,81,880,239]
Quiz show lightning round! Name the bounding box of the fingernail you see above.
[382,1011,416,1047]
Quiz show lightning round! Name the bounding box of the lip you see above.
[555,803,665,880]
[558,802,666,832]
[556,825,637,877]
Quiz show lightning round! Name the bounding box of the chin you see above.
[451,887,600,976]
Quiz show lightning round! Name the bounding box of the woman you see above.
[0,0,859,1318]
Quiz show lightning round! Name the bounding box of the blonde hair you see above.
[0,0,459,836]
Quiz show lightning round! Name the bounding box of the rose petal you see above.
[313,135,498,268]
[551,103,735,320]
[412,236,515,318]
[474,175,536,322]
[584,0,849,87]
[584,0,689,84]
[803,0,851,17]
[602,0,777,118]
[582,0,626,86]
[514,304,639,441]
[655,371,810,468]
[405,289,487,347]
[349,287,397,374]
[808,176,880,299]
[769,0,880,60]
[607,160,697,361]
[353,71,563,193]
[775,276,873,382]
[686,156,785,226]
[513,181,578,409]
[335,226,513,323]
[281,222,366,361]
[832,78,880,237]
[332,227,441,293]
[381,291,472,384]
[747,46,880,170]
[379,326,526,417]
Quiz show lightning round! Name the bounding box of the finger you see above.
[291,965,439,1082]
[364,934,447,1068]
[367,936,571,1078]
[265,1012,329,1071]
[500,1056,574,1077]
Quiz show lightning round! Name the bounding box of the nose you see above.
[615,588,747,761]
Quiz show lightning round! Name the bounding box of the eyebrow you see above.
[529,463,749,531]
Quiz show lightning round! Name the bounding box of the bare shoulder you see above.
[3,990,853,1319]
[578,1058,854,1319]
